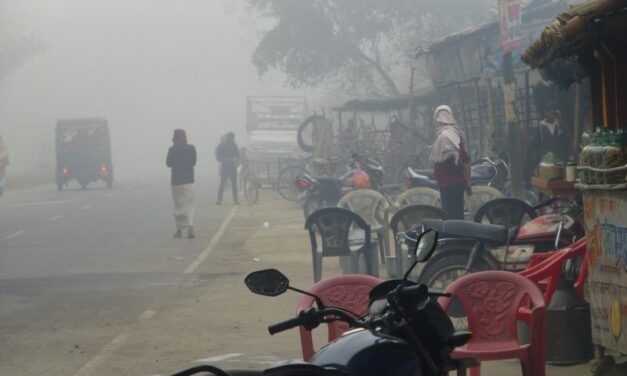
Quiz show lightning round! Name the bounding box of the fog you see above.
[0,0,310,183]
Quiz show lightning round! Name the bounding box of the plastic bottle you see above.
[604,130,625,184]
[579,131,591,184]
[589,127,603,184]
[566,156,576,182]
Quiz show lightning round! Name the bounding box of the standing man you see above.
[523,102,569,185]
[216,132,239,205]
[166,129,197,239]
[428,105,471,219]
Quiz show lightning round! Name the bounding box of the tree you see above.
[248,0,493,96]
[0,35,46,80]
[0,0,46,80]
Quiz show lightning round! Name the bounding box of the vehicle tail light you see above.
[295,178,313,192]
[62,167,70,175]
[100,165,108,173]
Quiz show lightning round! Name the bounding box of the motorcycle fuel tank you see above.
[309,329,420,376]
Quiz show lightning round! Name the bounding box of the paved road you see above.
[0,176,234,375]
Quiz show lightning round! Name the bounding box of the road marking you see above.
[5,230,24,239]
[72,331,131,376]
[0,200,73,208]
[81,204,92,210]
[73,207,239,376]
[49,215,64,221]
[72,309,156,376]
[184,206,238,274]
[194,353,243,363]
[105,192,115,198]
[125,184,135,190]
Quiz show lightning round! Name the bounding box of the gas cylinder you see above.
[545,277,594,364]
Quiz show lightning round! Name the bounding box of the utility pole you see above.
[503,53,523,198]
[499,0,524,198]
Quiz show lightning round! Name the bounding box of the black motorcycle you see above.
[171,230,475,376]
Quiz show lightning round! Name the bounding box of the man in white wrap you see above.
[166,129,197,239]
[428,105,471,219]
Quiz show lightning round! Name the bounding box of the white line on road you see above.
[0,200,73,208]
[5,230,25,239]
[184,206,238,274]
[81,204,92,210]
[194,353,243,363]
[49,215,64,221]
[72,309,156,376]
[125,184,135,190]
[73,207,238,376]
[105,192,115,198]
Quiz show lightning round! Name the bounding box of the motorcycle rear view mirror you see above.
[402,229,439,281]
[245,269,289,297]
[415,229,438,263]
[245,269,325,307]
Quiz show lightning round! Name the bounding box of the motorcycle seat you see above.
[422,219,518,244]
[410,168,435,178]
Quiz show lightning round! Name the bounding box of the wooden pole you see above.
[473,79,485,155]
[503,53,523,198]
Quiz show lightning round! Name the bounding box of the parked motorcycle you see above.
[296,154,399,218]
[415,197,584,290]
[169,230,476,376]
[403,155,538,206]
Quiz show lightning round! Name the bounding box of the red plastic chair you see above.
[296,274,381,361]
[520,238,587,303]
[438,271,546,376]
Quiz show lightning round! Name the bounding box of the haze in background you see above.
[0,0,311,183]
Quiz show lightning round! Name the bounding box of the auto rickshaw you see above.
[55,118,113,190]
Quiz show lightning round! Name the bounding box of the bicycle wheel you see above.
[276,165,305,201]
[243,173,259,205]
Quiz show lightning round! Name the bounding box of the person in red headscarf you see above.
[166,129,197,238]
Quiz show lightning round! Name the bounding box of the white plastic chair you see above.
[338,189,390,264]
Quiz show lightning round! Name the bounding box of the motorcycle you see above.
[415,197,584,290]
[171,230,476,376]
[296,154,398,218]
[403,155,538,206]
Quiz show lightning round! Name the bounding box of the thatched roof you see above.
[522,0,627,68]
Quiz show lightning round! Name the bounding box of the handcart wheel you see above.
[243,172,260,205]
[276,165,306,202]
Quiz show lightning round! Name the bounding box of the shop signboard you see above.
[498,0,524,54]
[582,190,627,352]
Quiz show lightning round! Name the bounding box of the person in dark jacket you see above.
[166,129,197,238]
[215,132,239,205]
[523,102,570,185]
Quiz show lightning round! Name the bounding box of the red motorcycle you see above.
[415,197,584,289]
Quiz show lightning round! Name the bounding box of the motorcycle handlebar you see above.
[268,316,304,335]
[394,284,452,302]
[268,307,363,335]
[267,285,448,336]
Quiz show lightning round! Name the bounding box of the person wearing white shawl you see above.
[428,105,471,219]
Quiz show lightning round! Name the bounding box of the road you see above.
[0,176,234,375]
